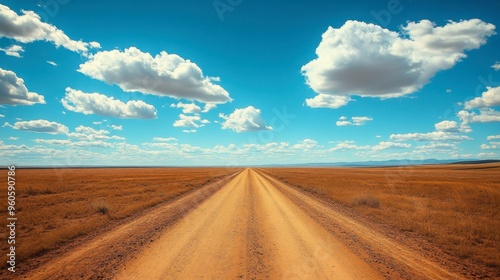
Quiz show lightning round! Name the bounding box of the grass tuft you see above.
[354,194,380,208]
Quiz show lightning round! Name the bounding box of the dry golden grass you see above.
[0,167,238,265]
[263,163,500,270]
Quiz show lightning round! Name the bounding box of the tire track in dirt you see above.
[256,169,466,280]
[21,170,242,280]
[24,168,462,279]
[116,169,381,279]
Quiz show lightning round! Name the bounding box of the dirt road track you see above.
[24,168,464,279]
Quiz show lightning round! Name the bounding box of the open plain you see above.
[1,164,499,279]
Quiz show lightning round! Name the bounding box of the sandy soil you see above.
[22,168,464,279]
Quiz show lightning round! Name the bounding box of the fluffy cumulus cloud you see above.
[173,114,209,129]
[305,94,350,109]
[7,119,68,134]
[61,88,157,119]
[0,68,45,105]
[336,116,373,126]
[0,4,100,55]
[487,135,500,141]
[293,139,319,150]
[0,44,23,57]
[109,125,122,131]
[492,62,500,71]
[390,131,472,142]
[458,108,500,128]
[78,47,232,104]
[464,86,500,109]
[219,106,272,133]
[434,120,459,132]
[457,87,500,132]
[202,103,217,113]
[302,19,495,108]
[170,102,202,114]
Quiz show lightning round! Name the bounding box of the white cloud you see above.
[34,139,113,148]
[352,117,372,126]
[182,129,197,133]
[153,137,178,142]
[0,4,99,55]
[219,106,272,133]
[336,120,351,126]
[464,86,500,109]
[446,89,452,93]
[46,61,57,66]
[170,102,202,114]
[415,143,458,152]
[434,120,459,132]
[302,19,495,108]
[492,62,500,71]
[458,108,500,127]
[0,68,45,105]
[9,119,68,134]
[89,42,101,49]
[390,131,472,141]
[336,116,372,126]
[173,114,208,128]
[109,125,122,131]
[305,94,350,109]
[243,142,290,154]
[372,141,411,151]
[481,144,498,150]
[202,103,217,113]
[61,88,157,119]
[78,47,231,104]
[0,114,3,117]
[487,135,500,140]
[0,44,23,57]
[478,152,497,158]
[68,125,124,141]
[293,139,318,150]
[330,141,371,151]
[143,141,179,150]
[8,137,18,140]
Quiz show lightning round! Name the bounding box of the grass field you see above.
[262,163,500,271]
[0,167,238,266]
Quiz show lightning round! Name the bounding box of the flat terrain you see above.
[262,163,500,278]
[0,167,239,271]
[1,164,498,279]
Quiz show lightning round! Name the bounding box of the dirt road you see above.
[25,168,463,279]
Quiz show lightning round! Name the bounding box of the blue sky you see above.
[0,0,499,166]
